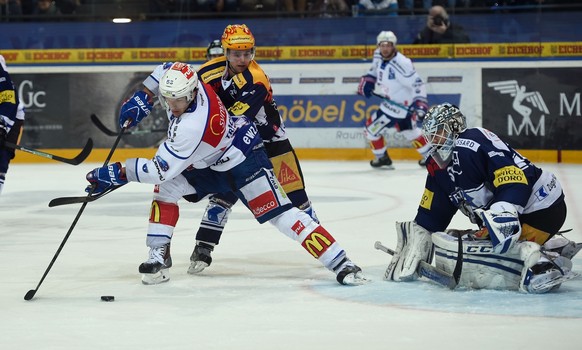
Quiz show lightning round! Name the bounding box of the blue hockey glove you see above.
[85,162,128,195]
[119,90,153,128]
[357,75,376,98]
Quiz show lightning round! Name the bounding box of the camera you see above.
[433,15,448,26]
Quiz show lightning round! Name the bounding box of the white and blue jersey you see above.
[125,80,262,184]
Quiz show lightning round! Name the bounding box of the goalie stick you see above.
[25,123,127,301]
[48,184,124,207]
[91,113,166,136]
[3,138,93,165]
[375,235,463,290]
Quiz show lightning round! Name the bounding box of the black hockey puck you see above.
[100,295,115,302]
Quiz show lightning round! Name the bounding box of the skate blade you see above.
[372,165,395,170]
[341,272,371,286]
[187,261,209,275]
[530,271,580,293]
[141,269,170,285]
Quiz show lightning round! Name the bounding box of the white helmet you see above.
[159,62,198,109]
[422,103,467,169]
[377,31,397,46]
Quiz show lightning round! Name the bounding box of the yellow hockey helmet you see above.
[221,24,255,51]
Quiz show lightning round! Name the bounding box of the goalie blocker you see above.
[384,221,580,293]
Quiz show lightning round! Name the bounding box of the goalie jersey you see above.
[415,127,564,233]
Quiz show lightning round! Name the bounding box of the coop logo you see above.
[487,80,549,137]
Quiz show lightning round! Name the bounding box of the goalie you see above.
[384,103,580,293]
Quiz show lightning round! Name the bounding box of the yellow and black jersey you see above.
[197,57,282,142]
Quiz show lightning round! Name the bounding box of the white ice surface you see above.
[1,160,581,350]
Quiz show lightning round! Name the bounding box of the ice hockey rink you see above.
[2,160,581,350]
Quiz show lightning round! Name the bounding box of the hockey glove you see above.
[357,75,376,98]
[411,99,429,120]
[85,162,128,195]
[119,90,153,128]
[475,201,521,254]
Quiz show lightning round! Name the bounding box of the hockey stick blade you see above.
[4,138,93,165]
[48,185,124,207]
[374,240,458,290]
[91,113,165,136]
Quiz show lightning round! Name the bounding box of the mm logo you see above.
[302,230,336,258]
[488,80,549,137]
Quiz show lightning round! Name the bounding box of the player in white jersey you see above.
[0,55,25,196]
[357,31,431,169]
[383,103,580,293]
[118,24,319,276]
[85,62,365,286]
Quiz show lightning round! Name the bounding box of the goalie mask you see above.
[159,62,198,111]
[422,103,466,169]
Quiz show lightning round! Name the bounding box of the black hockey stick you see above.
[24,123,127,301]
[91,113,165,136]
[3,138,93,165]
[375,236,463,289]
[48,184,124,207]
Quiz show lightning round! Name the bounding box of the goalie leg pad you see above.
[385,221,433,281]
[433,231,541,290]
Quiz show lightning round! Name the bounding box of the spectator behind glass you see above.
[284,0,306,15]
[55,0,80,14]
[313,0,349,17]
[239,0,277,12]
[357,0,398,16]
[0,0,23,16]
[32,0,61,15]
[413,5,470,44]
[150,0,237,13]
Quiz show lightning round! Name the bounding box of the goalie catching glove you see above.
[86,162,128,195]
[474,201,521,254]
[119,90,153,128]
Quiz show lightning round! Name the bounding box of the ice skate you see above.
[370,152,394,170]
[520,256,579,293]
[187,243,213,274]
[335,259,368,285]
[139,243,172,285]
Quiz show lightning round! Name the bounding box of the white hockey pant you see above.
[269,207,347,271]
